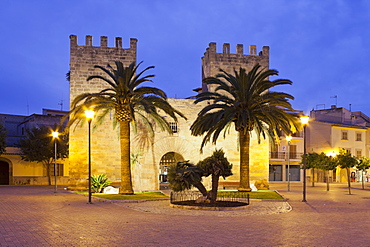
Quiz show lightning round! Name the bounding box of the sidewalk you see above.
[1,183,370,246]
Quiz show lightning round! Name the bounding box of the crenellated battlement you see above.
[204,42,269,57]
[69,35,137,50]
[69,34,138,99]
[201,42,270,93]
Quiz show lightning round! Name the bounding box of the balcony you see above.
[270,152,303,160]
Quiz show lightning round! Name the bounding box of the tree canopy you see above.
[336,150,358,195]
[191,64,299,191]
[67,61,186,194]
[19,126,68,185]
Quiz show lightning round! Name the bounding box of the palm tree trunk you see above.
[210,174,219,203]
[193,181,208,198]
[238,132,251,192]
[119,121,134,194]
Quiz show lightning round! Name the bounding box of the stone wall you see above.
[201,43,269,93]
[69,35,137,190]
[130,98,269,191]
[68,37,270,191]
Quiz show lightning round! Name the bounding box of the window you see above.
[356,150,362,158]
[289,145,297,159]
[341,131,348,140]
[270,144,279,159]
[356,133,362,141]
[343,148,351,154]
[169,122,178,133]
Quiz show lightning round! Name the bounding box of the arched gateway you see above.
[159,152,184,189]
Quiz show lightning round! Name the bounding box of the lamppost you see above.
[286,135,292,192]
[85,110,94,204]
[52,131,59,193]
[300,116,309,202]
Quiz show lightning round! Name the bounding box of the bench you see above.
[218,181,239,190]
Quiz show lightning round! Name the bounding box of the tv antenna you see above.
[330,95,337,106]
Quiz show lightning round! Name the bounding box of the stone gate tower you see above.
[200,42,271,184]
[68,37,271,191]
[201,43,269,92]
[69,35,137,190]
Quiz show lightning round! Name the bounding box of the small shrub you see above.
[91,174,111,193]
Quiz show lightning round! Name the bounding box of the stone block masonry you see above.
[201,42,269,93]
[68,36,270,191]
[69,35,137,190]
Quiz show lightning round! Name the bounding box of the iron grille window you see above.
[169,122,178,133]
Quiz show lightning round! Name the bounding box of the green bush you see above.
[91,174,111,193]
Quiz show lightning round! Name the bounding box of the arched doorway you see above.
[159,152,184,189]
[0,161,10,185]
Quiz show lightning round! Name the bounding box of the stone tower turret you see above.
[201,43,269,93]
[69,35,137,99]
[68,35,137,190]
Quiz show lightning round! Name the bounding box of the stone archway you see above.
[0,161,10,185]
[159,152,184,189]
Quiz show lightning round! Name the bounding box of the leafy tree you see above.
[197,149,232,202]
[305,152,321,187]
[336,150,358,195]
[67,61,186,194]
[315,153,337,191]
[356,157,370,190]
[0,122,6,155]
[19,126,68,185]
[191,64,299,191]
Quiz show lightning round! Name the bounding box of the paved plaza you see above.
[1,183,370,246]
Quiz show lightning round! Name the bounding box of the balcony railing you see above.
[270,152,303,160]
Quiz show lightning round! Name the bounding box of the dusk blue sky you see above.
[1,1,370,116]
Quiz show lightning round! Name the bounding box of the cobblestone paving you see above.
[1,183,370,246]
[113,199,292,217]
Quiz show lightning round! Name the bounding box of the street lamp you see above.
[286,135,292,192]
[300,115,309,202]
[85,110,94,204]
[52,131,59,193]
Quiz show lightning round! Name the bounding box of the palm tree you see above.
[197,149,232,203]
[190,64,299,191]
[68,61,186,194]
[167,161,208,197]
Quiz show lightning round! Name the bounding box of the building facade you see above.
[307,106,370,182]
[0,109,68,185]
[2,36,370,188]
[68,35,270,191]
[269,131,305,183]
